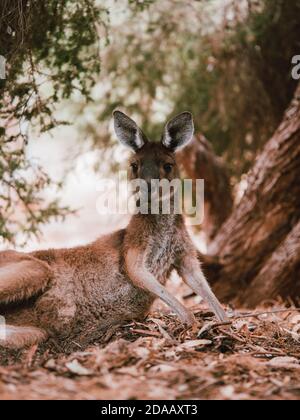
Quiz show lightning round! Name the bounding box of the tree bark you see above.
[178,134,233,240]
[207,83,300,306]
[240,220,300,306]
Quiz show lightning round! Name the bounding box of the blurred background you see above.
[1,0,300,305]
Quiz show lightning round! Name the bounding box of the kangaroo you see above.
[0,111,227,349]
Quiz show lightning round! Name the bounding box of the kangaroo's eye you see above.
[163,163,173,174]
[131,162,138,172]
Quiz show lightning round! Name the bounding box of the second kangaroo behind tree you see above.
[0,111,228,349]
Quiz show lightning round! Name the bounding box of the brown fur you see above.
[0,251,52,304]
[0,114,227,349]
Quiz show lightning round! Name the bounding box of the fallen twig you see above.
[130,328,161,338]
[232,308,300,320]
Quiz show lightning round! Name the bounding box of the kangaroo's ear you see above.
[113,110,147,152]
[162,112,194,151]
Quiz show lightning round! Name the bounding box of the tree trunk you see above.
[208,83,300,306]
[240,220,300,306]
[178,134,233,240]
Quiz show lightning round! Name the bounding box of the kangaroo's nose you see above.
[140,164,160,184]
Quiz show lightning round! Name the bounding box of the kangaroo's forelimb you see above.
[179,255,228,322]
[126,248,196,326]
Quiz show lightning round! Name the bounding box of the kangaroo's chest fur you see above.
[145,218,179,279]
[125,214,185,279]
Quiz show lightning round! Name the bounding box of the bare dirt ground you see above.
[0,303,300,400]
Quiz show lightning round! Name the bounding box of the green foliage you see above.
[0,0,107,245]
[0,140,72,245]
